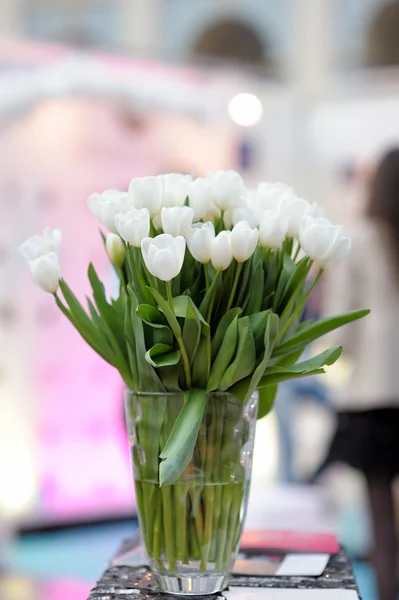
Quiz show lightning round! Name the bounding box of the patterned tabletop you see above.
[88,538,361,599]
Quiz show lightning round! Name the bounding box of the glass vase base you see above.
[155,572,230,596]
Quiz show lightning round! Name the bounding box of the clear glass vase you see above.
[125,390,258,596]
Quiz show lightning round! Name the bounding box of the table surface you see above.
[88,539,361,600]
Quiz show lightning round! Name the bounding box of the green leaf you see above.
[230,312,280,403]
[173,295,210,337]
[279,257,311,320]
[198,269,222,319]
[192,335,211,389]
[249,310,272,355]
[236,257,254,307]
[126,246,155,306]
[219,316,256,390]
[259,368,325,386]
[159,389,206,485]
[207,315,239,391]
[145,344,181,368]
[272,347,304,368]
[88,264,131,381]
[137,304,168,328]
[273,309,370,357]
[211,307,242,360]
[258,385,278,419]
[127,285,164,392]
[123,290,139,388]
[55,293,117,367]
[273,254,295,312]
[148,287,181,339]
[244,260,264,315]
[260,346,342,387]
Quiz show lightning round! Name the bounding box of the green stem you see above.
[166,280,174,309]
[202,401,217,567]
[293,242,301,261]
[226,261,243,312]
[216,483,234,571]
[224,482,244,564]
[167,281,192,388]
[174,484,189,561]
[204,264,210,290]
[142,482,155,556]
[152,487,162,560]
[206,270,222,323]
[209,401,224,562]
[162,485,177,570]
[278,267,323,341]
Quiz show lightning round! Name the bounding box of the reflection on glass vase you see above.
[125,391,258,596]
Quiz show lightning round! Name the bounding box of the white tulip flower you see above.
[187,177,213,221]
[308,202,325,219]
[115,208,150,247]
[283,196,311,238]
[28,252,61,294]
[141,234,186,281]
[161,173,192,208]
[106,233,126,267]
[207,170,246,211]
[187,222,215,263]
[203,201,221,224]
[232,206,260,228]
[259,210,288,248]
[161,206,194,238]
[129,176,163,218]
[231,220,259,262]
[87,190,129,233]
[256,182,295,211]
[152,212,162,230]
[211,230,233,271]
[18,227,62,260]
[299,217,351,268]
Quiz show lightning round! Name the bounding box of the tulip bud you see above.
[106,233,126,268]
[187,222,215,263]
[232,207,260,228]
[161,173,192,208]
[231,221,259,262]
[256,182,294,211]
[259,210,288,248]
[18,227,62,261]
[161,206,194,238]
[211,230,233,271]
[115,208,150,247]
[299,217,351,268]
[203,201,221,224]
[87,190,129,233]
[129,176,163,218]
[207,170,246,211]
[28,252,61,294]
[284,196,311,237]
[141,234,186,282]
[187,177,213,221]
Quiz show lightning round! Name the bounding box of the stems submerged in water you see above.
[129,392,256,574]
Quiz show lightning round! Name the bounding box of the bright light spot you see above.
[228,93,263,127]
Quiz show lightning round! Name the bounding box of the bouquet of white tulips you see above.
[19,171,368,585]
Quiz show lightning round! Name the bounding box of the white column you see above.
[0,0,24,35]
[287,0,335,204]
[289,0,334,99]
[117,0,162,56]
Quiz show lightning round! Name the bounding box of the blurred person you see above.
[275,278,330,483]
[317,149,399,600]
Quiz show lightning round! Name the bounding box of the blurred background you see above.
[1,1,399,599]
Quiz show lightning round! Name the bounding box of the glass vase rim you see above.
[125,389,258,398]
